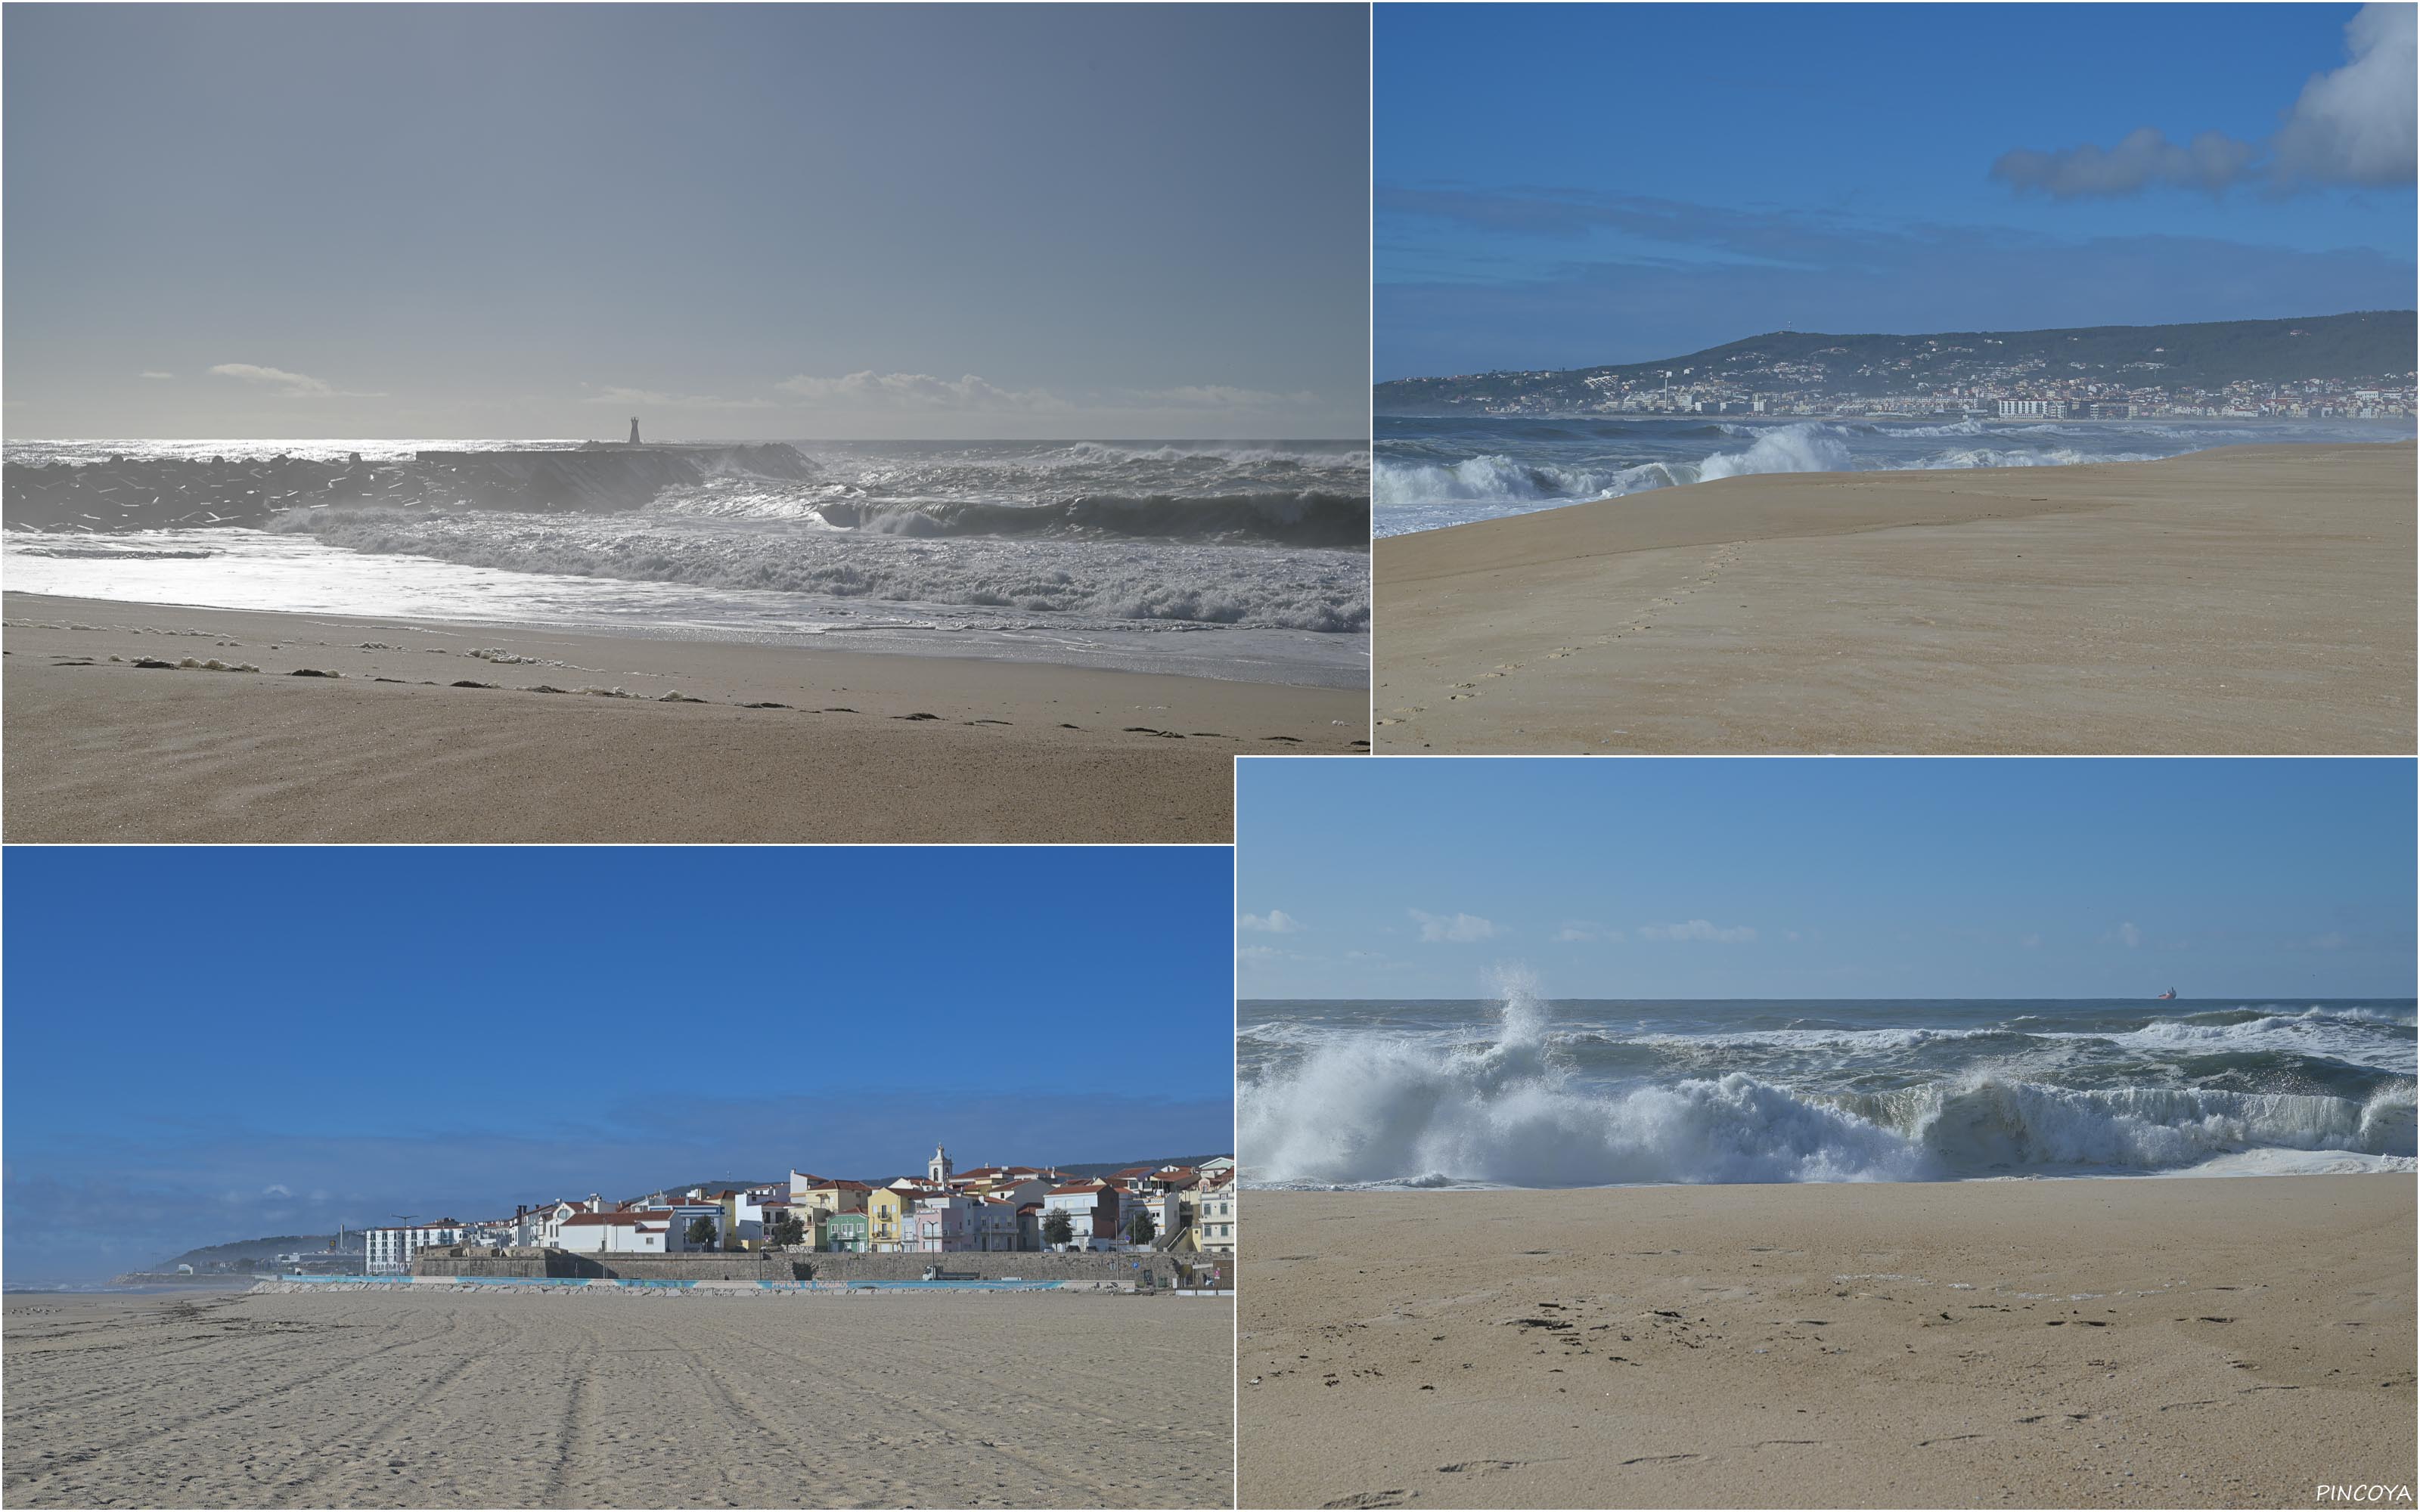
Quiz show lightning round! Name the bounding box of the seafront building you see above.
[372,1146,1233,1267]
[364,1219,467,1275]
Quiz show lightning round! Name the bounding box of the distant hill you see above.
[1376,311,2418,412]
[152,1235,337,1272]
[1053,1154,1231,1181]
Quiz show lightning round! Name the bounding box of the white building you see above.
[365,1219,466,1275]
[1996,398,2067,418]
[556,1210,675,1255]
[1041,1181,1122,1251]
[1196,1175,1236,1255]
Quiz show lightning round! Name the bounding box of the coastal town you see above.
[351,1147,1236,1275]
[1374,313,2420,421]
[1402,360,2416,421]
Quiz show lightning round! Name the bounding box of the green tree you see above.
[1042,1210,1075,1248]
[767,1213,807,1249]
[1126,1209,1157,1245]
[685,1217,719,1251]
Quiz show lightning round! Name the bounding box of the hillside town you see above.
[1376,315,2420,422]
[358,1147,1237,1275]
[1397,356,2415,421]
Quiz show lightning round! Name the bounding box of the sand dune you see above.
[2,593,1367,841]
[1374,442,2415,753]
[1239,1176,2416,1509]
[3,1288,1234,1509]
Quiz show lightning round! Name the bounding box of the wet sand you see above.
[1239,1176,2416,1509]
[1374,442,2415,753]
[2,593,1366,841]
[2,1287,1233,1508]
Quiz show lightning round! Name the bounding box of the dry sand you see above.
[1374,442,2415,753]
[2,1287,1234,1508]
[1239,1176,2416,1509]
[2,593,1366,841]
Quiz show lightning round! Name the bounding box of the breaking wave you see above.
[807,490,1369,547]
[1239,980,2417,1188]
[1373,454,1650,508]
[275,507,1370,632]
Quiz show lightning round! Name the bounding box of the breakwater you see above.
[4,443,818,532]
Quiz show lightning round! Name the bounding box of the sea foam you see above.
[1239,984,2418,1188]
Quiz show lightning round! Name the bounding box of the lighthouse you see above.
[628,417,641,446]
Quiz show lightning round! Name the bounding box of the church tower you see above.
[929,1144,953,1185]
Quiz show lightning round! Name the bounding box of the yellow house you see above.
[867,1187,914,1250]
[792,1177,871,1218]
[867,1181,949,1251]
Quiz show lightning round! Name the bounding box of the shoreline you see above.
[1239,1173,2417,1509]
[4,591,1367,842]
[1373,441,2416,754]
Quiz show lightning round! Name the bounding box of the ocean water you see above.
[1373,414,2414,537]
[1238,984,2418,1188]
[3,438,1371,686]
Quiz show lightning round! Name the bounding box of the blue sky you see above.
[1377,3,2418,377]
[1236,758,2418,1001]
[2,847,1233,1282]
[3,4,1369,440]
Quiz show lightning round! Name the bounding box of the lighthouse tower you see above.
[929,1144,954,1185]
[628,417,641,445]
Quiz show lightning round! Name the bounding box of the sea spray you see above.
[1239,987,2419,1187]
[1371,413,2409,536]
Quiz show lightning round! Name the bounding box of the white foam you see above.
[1240,986,2418,1188]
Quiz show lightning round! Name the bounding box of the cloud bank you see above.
[1992,4,2417,197]
[1410,909,1498,943]
[208,362,383,399]
[1238,909,1305,934]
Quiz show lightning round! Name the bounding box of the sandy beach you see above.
[1374,442,2415,753]
[2,593,1366,841]
[2,1287,1233,1508]
[1239,1176,2416,1509]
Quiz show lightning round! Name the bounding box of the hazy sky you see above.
[3,4,1370,440]
[1236,758,2418,1001]
[1377,3,2419,376]
[2,847,1234,1282]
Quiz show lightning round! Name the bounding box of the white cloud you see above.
[2312,931,2349,950]
[1553,921,1615,943]
[1237,909,1304,934]
[207,363,383,399]
[1410,909,1497,943]
[138,370,174,381]
[2273,3,2418,187]
[1992,5,2415,196]
[776,370,1066,412]
[262,1183,293,1198]
[1132,383,1320,412]
[2021,933,2043,950]
[2113,922,2143,949]
[1639,919,1757,943]
[774,371,1314,416]
[1236,943,1280,964]
[582,384,775,411]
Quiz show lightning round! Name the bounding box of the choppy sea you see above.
[1373,414,2414,537]
[1239,986,2418,1187]
[4,438,1370,686]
